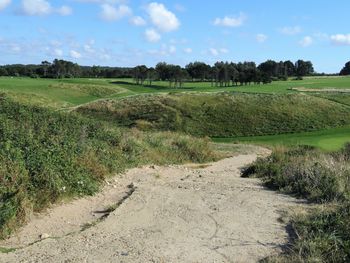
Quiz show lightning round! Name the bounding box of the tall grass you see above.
[243,145,350,262]
[0,94,217,239]
[77,93,350,137]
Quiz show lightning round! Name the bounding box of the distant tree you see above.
[0,67,8,76]
[258,60,278,78]
[295,60,314,78]
[41,61,51,77]
[284,60,295,76]
[340,61,350,75]
[185,62,210,81]
[155,62,170,81]
[133,65,148,85]
[91,65,101,78]
[168,65,185,88]
[147,67,157,86]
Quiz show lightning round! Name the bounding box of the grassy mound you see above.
[0,95,217,239]
[244,146,350,262]
[76,93,350,137]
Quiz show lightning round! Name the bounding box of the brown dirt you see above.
[0,147,306,263]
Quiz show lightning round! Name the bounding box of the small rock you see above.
[39,233,50,239]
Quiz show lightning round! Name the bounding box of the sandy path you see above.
[0,149,305,263]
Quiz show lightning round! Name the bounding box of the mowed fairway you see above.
[213,126,350,151]
[1,76,350,105]
[2,76,350,150]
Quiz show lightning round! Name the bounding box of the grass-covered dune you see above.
[0,94,217,239]
[243,146,350,262]
[76,93,350,137]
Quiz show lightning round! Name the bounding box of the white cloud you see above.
[20,0,51,15]
[56,5,72,16]
[10,44,21,53]
[53,48,63,57]
[144,28,161,42]
[299,36,313,47]
[129,16,146,26]
[83,44,95,53]
[183,47,192,54]
[209,48,229,56]
[70,50,82,59]
[75,0,126,3]
[280,26,301,35]
[49,40,64,49]
[330,34,350,45]
[100,4,131,21]
[213,13,246,27]
[0,0,11,11]
[146,2,180,32]
[256,33,267,43]
[209,48,219,56]
[147,44,177,57]
[20,0,72,16]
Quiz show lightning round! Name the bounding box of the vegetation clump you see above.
[0,94,217,239]
[243,145,350,262]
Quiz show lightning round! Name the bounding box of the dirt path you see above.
[0,148,305,263]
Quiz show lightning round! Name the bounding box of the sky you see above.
[0,0,350,73]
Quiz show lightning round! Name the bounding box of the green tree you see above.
[340,61,350,75]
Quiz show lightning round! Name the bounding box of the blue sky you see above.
[0,0,349,72]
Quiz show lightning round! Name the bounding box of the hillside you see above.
[76,93,350,137]
[0,94,217,239]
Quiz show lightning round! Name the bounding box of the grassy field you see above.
[2,76,350,151]
[2,76,350,108]
[76,92,350,138]
[214,126,350,151]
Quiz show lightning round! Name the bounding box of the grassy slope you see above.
[76,93,350,137]
[0,94,217,239]
[0,77,125,108]
[214,126,350,151]
[2,76,350,108]
[2,76,350,151]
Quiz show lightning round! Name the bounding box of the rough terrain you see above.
[0,147,305,263]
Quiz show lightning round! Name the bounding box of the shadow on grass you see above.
[110,81,197,91]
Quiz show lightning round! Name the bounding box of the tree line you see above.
[134,60,314,87]
[0,59,133,79]
[0,59,319,86]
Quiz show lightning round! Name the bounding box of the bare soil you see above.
[0,147,306,263]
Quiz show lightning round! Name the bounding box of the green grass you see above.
[0,94,218,240]
[114,76,350,94]
[244,146,350,262]
[214,126,350,151]
[3,76,350,152]
[0,77,125,108]
[76,93,350,138]
[2,76,350,110]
